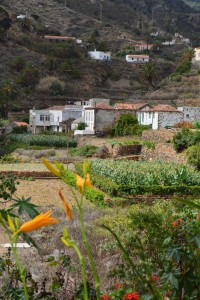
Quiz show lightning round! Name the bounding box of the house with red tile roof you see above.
[114,103,150,111]
[137,104,183,129]
[44,35,76,43]
[12,121,28,127]
[82,103,116,133]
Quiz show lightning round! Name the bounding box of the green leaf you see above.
[193,235,200,248]
[10,196,39,218]
[22,233,39,250]
[162,271,179,289]
[175,198,200,210]
[167,246,182,261]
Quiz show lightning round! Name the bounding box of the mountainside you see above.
[2,0,200,42]
[0,0,200,115]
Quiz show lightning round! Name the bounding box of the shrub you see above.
[143,141,155,150]
[0,155,20,163]
[174,121,193,129]
[36,76,65,94]
[85,187,105,207]
[70,146,99,157]
[77,122,87,130]
[105,113,150,137]
[11,56,26,72]
[49,80,65,96]
[193,121,200,129]
[173,128,193,152]
[187,145,200,170]
[12,126,27,134]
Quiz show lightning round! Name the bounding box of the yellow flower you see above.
[18,210,59,233]
[42,158,61,178]
[76,173,91,193]
[59,190,74,221]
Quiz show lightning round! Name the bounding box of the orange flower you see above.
[172,218,183,227]
[59,190,74,221]
[18,210,59,233]
[76,173,91,193]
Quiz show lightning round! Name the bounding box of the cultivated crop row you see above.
[91,159,200,187]
[10,134,77,148]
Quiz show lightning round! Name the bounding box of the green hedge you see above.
[75,163,120,197]
[61,167,105,206]
[119,184,200,196]
[85,187,105,207]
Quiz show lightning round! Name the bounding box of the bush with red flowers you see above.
[100,295,112,300]
[123,291,139,300]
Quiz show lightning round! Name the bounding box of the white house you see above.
[126,54,149,63]
[76,98,110,107]
[29,105,83,133]
[192,47,200,64]
[137,105,183,130]
[134,44,153,51]
[88,50,111,61]
[162,39,176,46]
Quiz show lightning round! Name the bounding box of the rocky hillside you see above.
[139,67,200,107]
[0,0,199,115]
[2,0,200,43]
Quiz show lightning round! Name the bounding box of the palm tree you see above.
[11,55,26,72]
[20,61,38,86]
[139,62,159,87]
[44,55,57,71]
[0,80,17,118]
[178,48,194,65]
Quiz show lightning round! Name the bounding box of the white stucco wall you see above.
[88,51,111,60]
[137,111,153,125]
[152,112,159,129]
[85,109,95,130]
[126,55,149,63]
[194,48,200,62]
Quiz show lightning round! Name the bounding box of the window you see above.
[40,115,50,121]
[149,112,151,118]
[186,114,189,118]
[57,116,59,122]
[142,113,144,122]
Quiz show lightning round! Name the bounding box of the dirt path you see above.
[0,179,80,252]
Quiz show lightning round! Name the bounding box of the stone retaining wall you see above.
[142,129,180,142]
[112,144,142,157]
[141,143,186,164]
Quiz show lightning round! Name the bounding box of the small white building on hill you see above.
[193,48,200,65]
[88,50,111,61]
[126,54,149,63]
